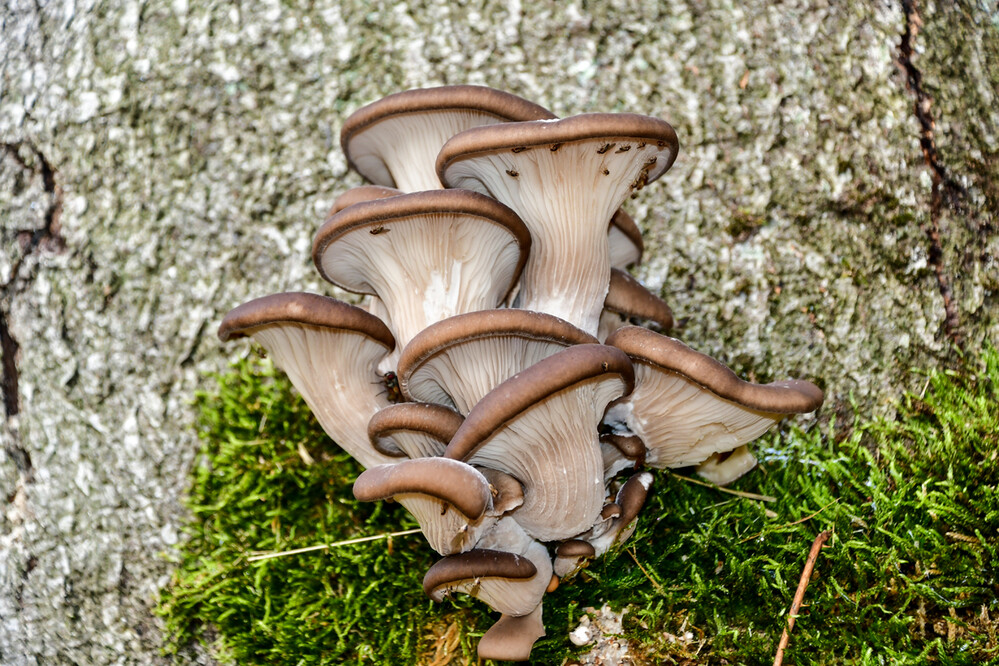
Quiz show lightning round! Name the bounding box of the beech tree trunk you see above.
[1,0,995,662]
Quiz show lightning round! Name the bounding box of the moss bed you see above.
[159,346,999,664]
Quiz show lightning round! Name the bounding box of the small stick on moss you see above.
[772,530,831,666]
[668,471,777,503]
[247,528,422,562]
[740,498,839,543]
[627,548,665,595]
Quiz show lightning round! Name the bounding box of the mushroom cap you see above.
[436,113,679,334]
[608,208,644,269]
[397,308,597,414]
[479,468,525,516]
[313,189,531,351]
[447,516,553,617]
[353,457,491,520]
[423,548,538,605]
[553,539,597,578]
[353,457,496,555]
[329,185,402,215]
[605,326,824,468]
[600,432,646,460]
[218,291,394,347]
[367,402,464,459]
[556,539,596,558]
[445,344,635,541]
[604,268,674,330]
[341,85,554,191]
[218,293,398,469]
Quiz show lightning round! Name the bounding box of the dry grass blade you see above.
[740,498,839,543]
[668,471,777,503]
[773,530,831,666]
[247,528,423,562]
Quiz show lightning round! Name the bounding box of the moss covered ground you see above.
[159,346,999,665]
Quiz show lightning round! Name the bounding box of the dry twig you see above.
[668,471,777,503]
[740,498,839,543]
[247,528,423,562]
[773,530,831,666]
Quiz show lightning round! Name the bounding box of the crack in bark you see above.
[1,141,65,478]
[898,0,965,345]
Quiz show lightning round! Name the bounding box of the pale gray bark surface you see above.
[0,0,995,663]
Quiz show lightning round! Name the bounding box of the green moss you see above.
[160,347,999,664]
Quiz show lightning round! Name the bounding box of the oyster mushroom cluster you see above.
[217,86,824,661]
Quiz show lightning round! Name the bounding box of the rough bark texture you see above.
[0,0,995,663]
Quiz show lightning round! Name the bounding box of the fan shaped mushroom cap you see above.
[445,344,635,541]
[341,85,555,191]
[437,113,679,334]
[354,457,495,554]
[605,326,824,468]
[695,444,759,486]
[599,432,647,479]
[422,516,552,618]
[553,539,597,578]
[218,293,398,469]
[598,268,674,341]
[397,308,597,414]
[608,208,644,269]
[367,402,464,459]
[423,547,544,617]
[313,189,531,357]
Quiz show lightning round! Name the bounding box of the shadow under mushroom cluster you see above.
[217,86,824,662]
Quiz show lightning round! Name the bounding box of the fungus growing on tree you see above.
[217,85,824,662]
[437,113,678,334]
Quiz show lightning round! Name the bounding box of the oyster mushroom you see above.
[437,113,679,334]
[605,326,824,479]
[396,308,597,414]
[312,189,531,364]
[425,516,551,662]
[445,344,635,541]
[598,267,674,341]
[217,292,398,469]
[341,85,554,191]
[353,457,499,554]
[366,401,464,459]
[608,208,644,269]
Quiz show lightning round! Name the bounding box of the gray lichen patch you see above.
[0,0,996,664]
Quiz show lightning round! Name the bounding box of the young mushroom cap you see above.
[397,308,597,414]
[422,547,541,615]
[584,471,654,556]
[599,432,647,480]
[217,292,398,469]
[312,189,531,358]
[424,516,552,622]
[353,457,496,554]
[608,208,644,269]
[553,539,597,578]
[367,402,464,459]
[604,326,824,468]
[598,268,674,342]
[341,85,555,191]
[445,344,635,541]
[437,113,679,335]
